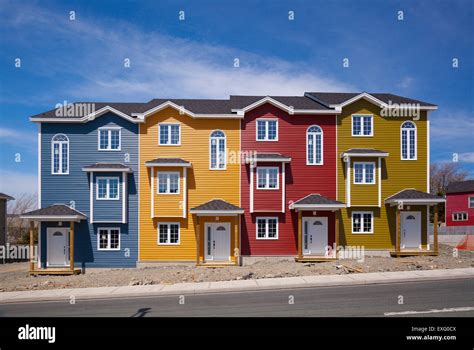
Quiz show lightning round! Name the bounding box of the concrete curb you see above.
[0,268,473,304]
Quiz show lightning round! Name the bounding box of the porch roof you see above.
[190,199,244,215]
[21,204,87,222]
[145,157,192,167]
[385,189,445,206]
[82,162,132,172]
[245,152,292,163]
[289,194,346,211]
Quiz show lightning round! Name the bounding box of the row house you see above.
[21,92,445,273]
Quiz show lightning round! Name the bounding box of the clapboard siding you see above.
[40,113,138,267]
[241,103,337,256]
[337,100,428,249]
[139,107,240,261]
[253,162,283,212]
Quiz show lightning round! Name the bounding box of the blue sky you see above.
[0,0,473,198]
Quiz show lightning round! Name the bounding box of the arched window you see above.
[307,125,323,165]
[401,121,416,160]
[51,134,69,174]
[210,130,226,170]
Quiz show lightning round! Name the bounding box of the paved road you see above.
[0,278,472,317]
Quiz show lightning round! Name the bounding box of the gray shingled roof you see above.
[293,194,345,206]
[21,204,87,218]
[145,158,191,166]
[342,148,389,155]
[304,92,436,107]
[190,199,243,212]
[385,189,444,202]
[0,193,15,201]
[446,180,474,194]
[30,102,145,119]
[82,163,132,171]
[230,95,330,110]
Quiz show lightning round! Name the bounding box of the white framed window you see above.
[256,167,279,189]
[98,127,121,151]
[307,125,323,165]
[353,162,375,184]
[256,217,278,239]
[158,222,180,245]
[96,177,120,200]
[352,114,373,136]
[209,130,226,170]
[352,212,373,234]
[469,196,474,208]
[256,119,278,141]
[97,228,120,251]
[157,172,180,194]
[159,123,180,145]
[51,134,69,175]
[401,121,417,160]
[452,212,468,221]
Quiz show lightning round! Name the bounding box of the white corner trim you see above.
[282,163,285,213]
[183,167,187,219]
[378,157,382,208]
[90,172,94,223]
[150,167,154,218]
[122,172,127,224]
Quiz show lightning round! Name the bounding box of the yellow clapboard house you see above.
[138,100,242,265]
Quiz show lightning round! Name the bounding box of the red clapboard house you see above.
[445,180,474,227]
[233,96,344,263]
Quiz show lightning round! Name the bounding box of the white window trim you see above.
[51,134,69,175]
[97,227,121,251]
[400,121,417,160]
[96,176,120,200]
[158,123,181,146]
[452,212,468,222]
[209,130,227,170]
[256,118,278,141]
[351,211,374,234]
[256,166,279,190]
[98,127,122,151]
[306,125,324,165]
[157,222,181,245]
[353,162,376,184]
[469,196,474,209]
[157,172,180,195]
[351,114,373,137]
[256,217,279,240]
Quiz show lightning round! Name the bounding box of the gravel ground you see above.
[0,244,472,292]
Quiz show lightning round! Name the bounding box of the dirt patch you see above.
[0,244,472,292]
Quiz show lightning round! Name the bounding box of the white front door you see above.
[303,217,328,255]
[205,223,230,261]
[47,227,69,267]
[401,212,421,249]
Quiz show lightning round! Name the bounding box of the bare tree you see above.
[7,193,37,244]
[430,162,468,196]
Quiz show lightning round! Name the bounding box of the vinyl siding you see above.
[93,172,124,222]
[139,107,240,261]
[40,113,138,267]
[241,103,337,256]
[337,100,428,249]
[446,192,474,226]
[153,167,184,218]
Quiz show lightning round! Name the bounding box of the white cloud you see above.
[0,170,37,199]
[1,1,354,104]
[0,127,36,151]
[397,77,414,89]
[459,153,474,163]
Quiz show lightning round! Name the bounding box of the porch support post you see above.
[69,221,74,271]
[433,204,439,253]
[335,211,339,259]
[29,221,35,272]
[234,216,240,266]
[297,211,302,260]
[195,215,200,265]
[396,208,401,254]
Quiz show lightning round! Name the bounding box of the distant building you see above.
[446,180,474,228]
[0,193,15,248]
